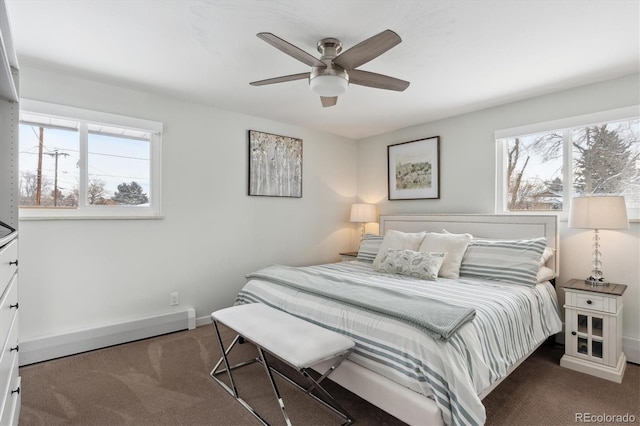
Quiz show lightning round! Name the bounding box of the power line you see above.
[19,149,149,161]
[43,150,70,207]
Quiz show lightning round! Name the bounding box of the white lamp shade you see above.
[310,75,348,97]
[350,203,376,223]
[568,196,629,229]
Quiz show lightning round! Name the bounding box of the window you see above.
[18,100,162,219]
[496,106,640,219]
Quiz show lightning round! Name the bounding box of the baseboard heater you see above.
[19,308,196,366]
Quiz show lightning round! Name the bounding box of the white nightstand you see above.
[339,252,358,262]
[560,279,627,383]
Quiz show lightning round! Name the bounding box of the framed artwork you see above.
[387,136,440,200]
[248,130,303,197]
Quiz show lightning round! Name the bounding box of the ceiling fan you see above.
[250,29,410,107]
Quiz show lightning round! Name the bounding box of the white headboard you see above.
[379,214,559,274]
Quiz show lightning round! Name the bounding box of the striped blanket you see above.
[236,261,562,426]
[247,264,476,340]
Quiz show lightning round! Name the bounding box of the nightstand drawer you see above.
[575,293,605,311]
[564,290,618,314]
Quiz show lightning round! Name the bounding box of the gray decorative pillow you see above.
[459,237,547,286]
[372,230,428,269]
[356,234,384,263]
[375,249,446,281]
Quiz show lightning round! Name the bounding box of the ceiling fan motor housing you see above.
[309,37,349,97]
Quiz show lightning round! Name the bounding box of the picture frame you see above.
[387,136,440,200]
[248,130,303,197]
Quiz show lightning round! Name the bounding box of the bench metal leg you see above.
[211,320,242,397]
[270,352,353,425]
[258,346,293,426]
[210,319,354,426]
[210,320,271,425]
[301,368,353,425]
[210,329,258,381]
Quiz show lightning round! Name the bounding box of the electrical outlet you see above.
[170,292,179,306]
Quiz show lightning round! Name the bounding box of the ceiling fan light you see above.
[309,75,348,97]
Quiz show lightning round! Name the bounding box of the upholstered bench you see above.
[210,303,355,426]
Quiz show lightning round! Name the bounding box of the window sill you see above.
[20,215,163,221]
[19,207,163,220]
[496,210,640,223]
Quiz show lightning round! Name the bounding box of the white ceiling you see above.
[5,0,640,140]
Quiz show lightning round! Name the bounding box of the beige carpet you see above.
[19,325,639,425]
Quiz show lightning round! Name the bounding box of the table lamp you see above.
[568,196,629,285]
[350,204,376,241]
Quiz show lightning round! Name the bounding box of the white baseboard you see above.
[20,308,196,366]
[623,335,640,364]
[196,314,212,327]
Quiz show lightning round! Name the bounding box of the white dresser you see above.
[0,233,19,425]
[0,0,21,423]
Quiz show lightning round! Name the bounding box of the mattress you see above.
[235,261,562,425]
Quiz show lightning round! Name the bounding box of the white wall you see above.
[356,73,640,362]
[17,63,640,364]
[18,64,358,340]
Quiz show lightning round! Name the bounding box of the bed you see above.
[234,214,562,425]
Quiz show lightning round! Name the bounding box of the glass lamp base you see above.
[585,276,609,286]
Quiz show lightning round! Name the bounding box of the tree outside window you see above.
[504,118,639,215]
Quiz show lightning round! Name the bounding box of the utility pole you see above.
[44,150,69,206]
[36,127,44,205]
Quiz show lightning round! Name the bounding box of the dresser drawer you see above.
[0,312,18,412]
[0,358,20,426]
[0,240,17,295]
[0,274,17,346]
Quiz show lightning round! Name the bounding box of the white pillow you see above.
[372,230,427,269]
[537,266,556,283]
[540,247,555,267]
[375,249,445,281]
[419,232,472,279]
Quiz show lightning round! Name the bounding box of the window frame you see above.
[495,105,640,220]
[18,99,163,220]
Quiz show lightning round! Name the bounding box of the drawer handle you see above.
[586,300,593,305]
[11,387,19,396]
[10,345,18,353]
[9,259,18,266]
[571,331,577,336]
[9,302,18,309]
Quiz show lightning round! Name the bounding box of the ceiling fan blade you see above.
[257,33,326,68]
[250,72,310,86]
[320,96,338,107]
[349,69,410,92]
[333,30,401,70]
